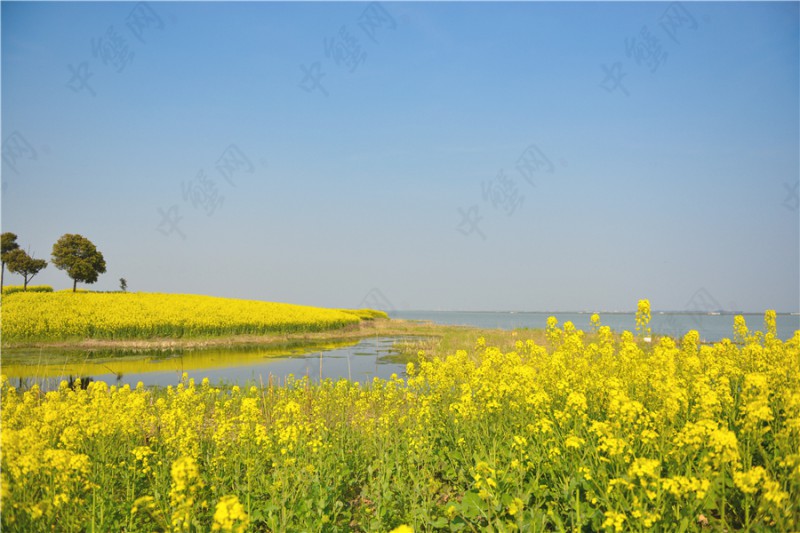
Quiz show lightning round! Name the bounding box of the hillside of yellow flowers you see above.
[0,291,383,342]
[2,305,798,531]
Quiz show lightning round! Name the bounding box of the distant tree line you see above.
[1,233,107,292]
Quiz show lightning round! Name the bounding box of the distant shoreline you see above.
[392,310,800,316]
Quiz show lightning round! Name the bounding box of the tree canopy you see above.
[5,249,47,290]
[51,234,107,292]
[1,232,20,290]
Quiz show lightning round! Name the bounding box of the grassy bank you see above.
[1,291,386,344]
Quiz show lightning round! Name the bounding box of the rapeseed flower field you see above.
[1,292,367,341]
[1,285,53,296]
[1,304,798,531]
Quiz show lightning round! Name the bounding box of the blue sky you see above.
[2,1,798,312]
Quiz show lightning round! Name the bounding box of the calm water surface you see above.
[3,337,409,392]
[391,311,799,342]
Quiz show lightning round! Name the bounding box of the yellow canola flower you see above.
[2,291,364,340]
[1,300,797,532]
[602,510,627,532]
[170,456,205,532]
[507,497,525,516]
[734,466,767,494]
[636,299,651,337]
[211,495,249,533]
[565,435,585,449]
[628,458,661,480]
[590,313,601,331]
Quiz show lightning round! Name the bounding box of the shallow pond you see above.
[1,337,410,391]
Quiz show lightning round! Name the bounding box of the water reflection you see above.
[2,337,409,391]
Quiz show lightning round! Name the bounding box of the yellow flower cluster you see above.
[212,495,249,533]
[1,308,798,531]
[1,284,53,295]
[635,298,651,337]
[170,456,205,532]
[2,291,364,340]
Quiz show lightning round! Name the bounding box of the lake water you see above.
[4,311,797,391]
[391,310,800,343]
[2,337,409,392]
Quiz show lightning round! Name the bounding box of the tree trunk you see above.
[73,278,77,292]
[1,264,4,292]
[23,276,28,291]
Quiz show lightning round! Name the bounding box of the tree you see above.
[51,234,107,292]
[120,278,127,292]
[1,232,20,291]
[5,249,48,290]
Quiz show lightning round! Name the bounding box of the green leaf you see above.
[430,516,449,528]
[459,490,486,519]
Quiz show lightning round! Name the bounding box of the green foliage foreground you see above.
[2,312,798,532]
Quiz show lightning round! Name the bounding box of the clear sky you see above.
[2,1,798,313]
